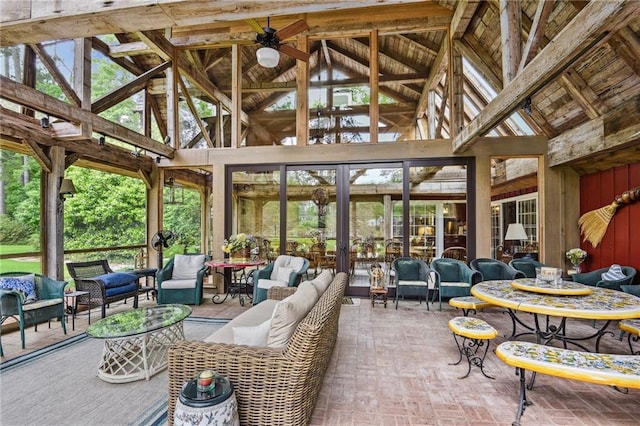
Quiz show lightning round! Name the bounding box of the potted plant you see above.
[222,233,255,259]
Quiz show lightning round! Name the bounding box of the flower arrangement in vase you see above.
[222,233,255,258]
[565,248,587,273]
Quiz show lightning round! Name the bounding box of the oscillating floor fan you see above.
[151,230,175,267]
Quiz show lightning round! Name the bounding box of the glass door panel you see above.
[285,168,337,277]
[348,165,402,292]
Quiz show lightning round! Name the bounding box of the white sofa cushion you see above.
[205,299,278,344]
[172,254,206,279]
[310,270,333,294]
[267,283,317,347]
[233,319,272,346]
[160,279,197,289]
[257,278,287,290]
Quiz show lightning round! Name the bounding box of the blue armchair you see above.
[157,254,210,305]
[0,272,67,356]
[509,258,548,279]
[430,258,482,311]
[252,255,309,304]
[572,266,636,291]
[470,258,525,281]
[391,257,436,310]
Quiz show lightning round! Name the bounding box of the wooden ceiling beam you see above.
[499,0,521,84]
[138,30,249,124]
[22,138,52,173]
[608,27,640,78]
[547,97,640,167]
[518,0,554,72]
[450,0,481,39]
[416,40,447,119]
[29,43,81,107]
[0,75,175,158]
[92,62,171,114]
[453,0,640,153]
[557,69,607,120]
[91,37,142,76]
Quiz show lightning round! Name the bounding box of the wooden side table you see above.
[370,287,388,308]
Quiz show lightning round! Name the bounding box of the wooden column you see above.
[450,42,463,139]
[427,90,437,139]
[500,0,522,84]
[210,164,226,289]
[44,146,66,280]
[474,153,492,258]
[369,30,379,143]
[146,167,161,268]
[296,35,309,146]
[231,45,242,148]
[74,38,92,138]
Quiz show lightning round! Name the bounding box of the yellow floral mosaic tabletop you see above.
[496,341,640,389]
[510,278,593,296]
[472,280,640,320]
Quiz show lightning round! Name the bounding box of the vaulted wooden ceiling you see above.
[1,0,639,178]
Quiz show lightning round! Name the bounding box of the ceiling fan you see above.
[246,17,311,67]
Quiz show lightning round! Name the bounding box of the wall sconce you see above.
[59,178,76,201]
[98,135,105,145]
[40,116,50,128]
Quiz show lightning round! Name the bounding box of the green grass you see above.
[0,259,41,274]
[0,244,38,255]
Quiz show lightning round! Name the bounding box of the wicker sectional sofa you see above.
[167,270,347,425]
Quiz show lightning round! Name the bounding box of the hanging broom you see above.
[578,186,640,248]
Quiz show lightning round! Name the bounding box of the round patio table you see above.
[206,259,265,306]
[87,304,191,383]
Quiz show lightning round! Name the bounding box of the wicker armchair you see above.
[0,272,67,356]
[66,260,139,320]
[167,272,348,425]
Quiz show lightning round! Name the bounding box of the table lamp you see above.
[504,223,528,253]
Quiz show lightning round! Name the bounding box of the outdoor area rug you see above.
[0,317,228,426]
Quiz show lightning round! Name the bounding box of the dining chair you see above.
[572,266,636,291]
[509,258,548,278]
[430,258,482,311]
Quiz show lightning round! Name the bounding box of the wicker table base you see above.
[96,321,186,383]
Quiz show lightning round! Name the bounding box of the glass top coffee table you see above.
[87,304,191,383]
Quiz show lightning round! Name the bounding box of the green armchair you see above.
[0,272,67,356]
[572,266,636,291]
[252,255,309,304]
[157,254,210,305]
[509,258,548,279]
[430,258,482,311]
[470,258,525,281]
[391,257,436,310]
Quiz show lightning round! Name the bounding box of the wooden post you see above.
[296,35,309,146]
[369,30,379,143]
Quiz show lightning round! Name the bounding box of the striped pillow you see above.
[601,264,625,282]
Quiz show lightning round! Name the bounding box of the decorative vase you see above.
[571,262,582,273]
[231,248,250,259]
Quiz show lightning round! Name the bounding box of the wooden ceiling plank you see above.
[29,43,82,107]
[557,69,606,120]
[0,75,174,158]
[548,97,640,167]
[92,61,171,114]
[518,0,554,73]
[453,0,640,153]
[450,0,481,39]
[22,138,52,173]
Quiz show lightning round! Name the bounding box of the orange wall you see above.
[579,163,640,282]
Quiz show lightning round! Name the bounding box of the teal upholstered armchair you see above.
[509,258,547,279]
[430,258,482,310]
[470,258,525,281]
[391,257,436,310]
[252,255,309,304]
[157,254,210,305]
[572,266,637,291]
[0,272,67,356]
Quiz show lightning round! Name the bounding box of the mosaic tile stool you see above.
[449,296,494,316]
[448,316,498,379]
[618,318,640,354]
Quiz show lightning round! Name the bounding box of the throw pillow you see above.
[173,254,206,279]
[275,266,294,284]
[232,319,272,346]
[311,270,333,294]
[0,274,37,304]
[602,264,625,282]
[267,284,317,347]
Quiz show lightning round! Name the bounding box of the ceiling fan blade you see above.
[274,19,309,41]
[279,44,310,62]
[246,18,265,34]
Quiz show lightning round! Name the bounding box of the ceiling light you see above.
[256,47,280,68]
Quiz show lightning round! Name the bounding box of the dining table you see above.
[471,279,640,353]
[206,258,265,306]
